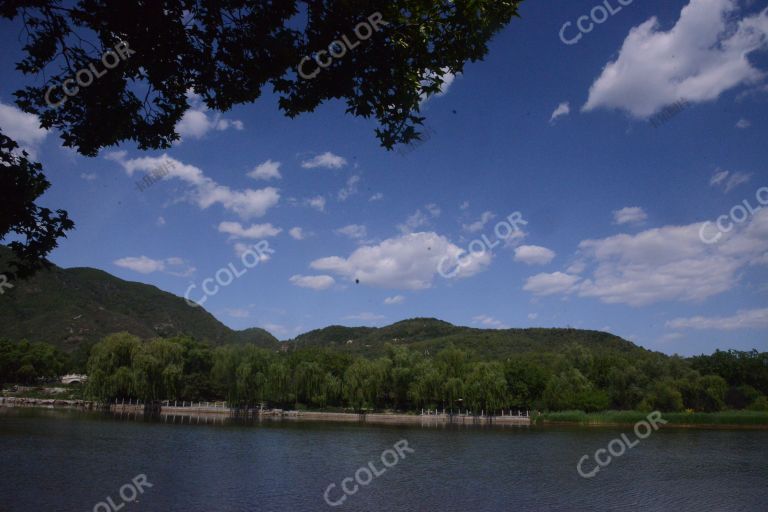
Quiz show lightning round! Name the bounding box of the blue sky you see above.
[1,0,767,355]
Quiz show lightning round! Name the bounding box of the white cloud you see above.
[514,245,556,265]
[460,201,470,211]
[583,0,768,118]
[310,231,491,290]
[736,118,752,129]
[306,196,326,212]
[175,91,243,141]
[344,312,386,322]
[667,308,768,330]
[566,260,586,274]
[114,256,166,274]
[337,175,360,201]
[336,224,367,240]
[0,101,48,159]
[113,256,194,276]
[472,315,508,329]
[527,313,538,320]
[289,274,335,290]
[613,206,648,225]
[369,193,384,202]
[233,243,271,262]
[420,68,458,102]
[248,160,282,181]
[549,102,571,124]
[523,272,581,296]
[218,221,281,239]
[80,173,97,181]
[156,216,166,227]
[384,295,405,305]
[301,151,347,169]
[709,169,752,192]
[463,211,496,233]
[398,205,441,234]
[289,227,305,240]
[106,152,280,219]
[527,210,768,306]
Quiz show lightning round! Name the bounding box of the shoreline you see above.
[538,420,768,430]
[4,398,768,430]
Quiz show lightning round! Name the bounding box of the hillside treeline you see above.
[3,334,767,413]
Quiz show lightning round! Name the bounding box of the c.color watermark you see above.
[0,274,12,295]
[577,411,666,478]
[298,12,388,80]
[438,212,527,279]
[649,99,689,128]
[184,241,274,307]
[91,474,152,512]
[560,0,635,46]
[136,161,174,192]
[699,186,767,244]
[45,41,136,108]
[324,439,414,507]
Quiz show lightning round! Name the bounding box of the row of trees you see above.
[0,339,70,385]
[78,333,768,414]
[3,334,767,414]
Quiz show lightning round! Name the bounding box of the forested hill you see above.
[0,247,277,351]
[286,318,648,360]
[1,245,646,361]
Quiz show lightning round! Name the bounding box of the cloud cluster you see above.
[667,308,768,330]
[289,274,335,290]
[114,256,195,276]
[549,102,570,124]
[0,101,48,159]
[514,245,556,265]
[583,0,768,118]
[709,169,752,192]
[248,160,282,181]
[311,231,491,290]
[301,152,347,169]
[106,152,280,219]
[218,221,281,239]
[524,209,768,306]
[175,92,243,140]
[613,206,648,225]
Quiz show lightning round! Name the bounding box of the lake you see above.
[0,408,766,511]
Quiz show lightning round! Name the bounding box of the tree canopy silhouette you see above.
[0,130,74,278]
[0,0,521,269]
[2,0,522,155]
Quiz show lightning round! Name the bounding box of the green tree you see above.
[0,131,74,277]
[131,339,185,402]
[85,333,141,401]
[464,362,507,413]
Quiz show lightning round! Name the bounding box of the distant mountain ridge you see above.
[0,246,277,351]
[285,317,648,360]
[1,247,646,360]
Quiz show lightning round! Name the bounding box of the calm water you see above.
[0,408,766,512]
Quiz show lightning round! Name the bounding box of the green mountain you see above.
[1,247,645,360]
[287,317,647,360]
[0,247,277,351]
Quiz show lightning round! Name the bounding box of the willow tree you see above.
[131,339,185,402]
[85,333,141,402]
[0,0,523,269]
[464,362,507,414]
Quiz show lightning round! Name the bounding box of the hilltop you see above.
[0,247,277,351]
